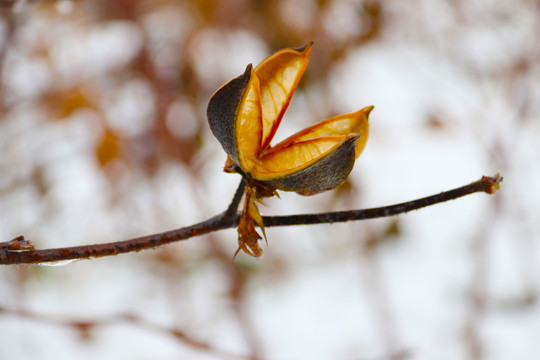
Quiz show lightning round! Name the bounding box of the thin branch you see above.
[262,174,502,227]
[0,173,502,265]
[224,179,246,220]
[0,214,229,265]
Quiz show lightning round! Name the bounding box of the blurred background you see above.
[0,0,539,359]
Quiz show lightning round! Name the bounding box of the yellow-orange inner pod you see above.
[255,44,312,150]
[235,72,262,173]
[287,107,372,158]
[254,136,351,178]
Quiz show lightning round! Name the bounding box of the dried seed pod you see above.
[208,44,372,194]
[207,43,374,257]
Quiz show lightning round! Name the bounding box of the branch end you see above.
[482,172,503,194]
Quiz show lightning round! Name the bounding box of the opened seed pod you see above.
[207,43,373,257]
[208,43,372,194]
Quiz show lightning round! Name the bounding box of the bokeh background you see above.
[1,0,539,359]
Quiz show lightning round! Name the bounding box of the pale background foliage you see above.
[0,0,539,359]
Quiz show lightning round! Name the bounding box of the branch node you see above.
[0,235,35,253]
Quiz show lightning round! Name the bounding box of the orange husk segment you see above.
[255,43,312,150]
[284,106,372,158]
[252,135,353,179]
[235,71,263,172]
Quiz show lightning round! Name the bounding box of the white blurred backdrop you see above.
[0,0,539,359]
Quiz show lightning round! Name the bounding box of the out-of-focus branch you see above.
[0,305,247,360]
[0,173,502,265]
